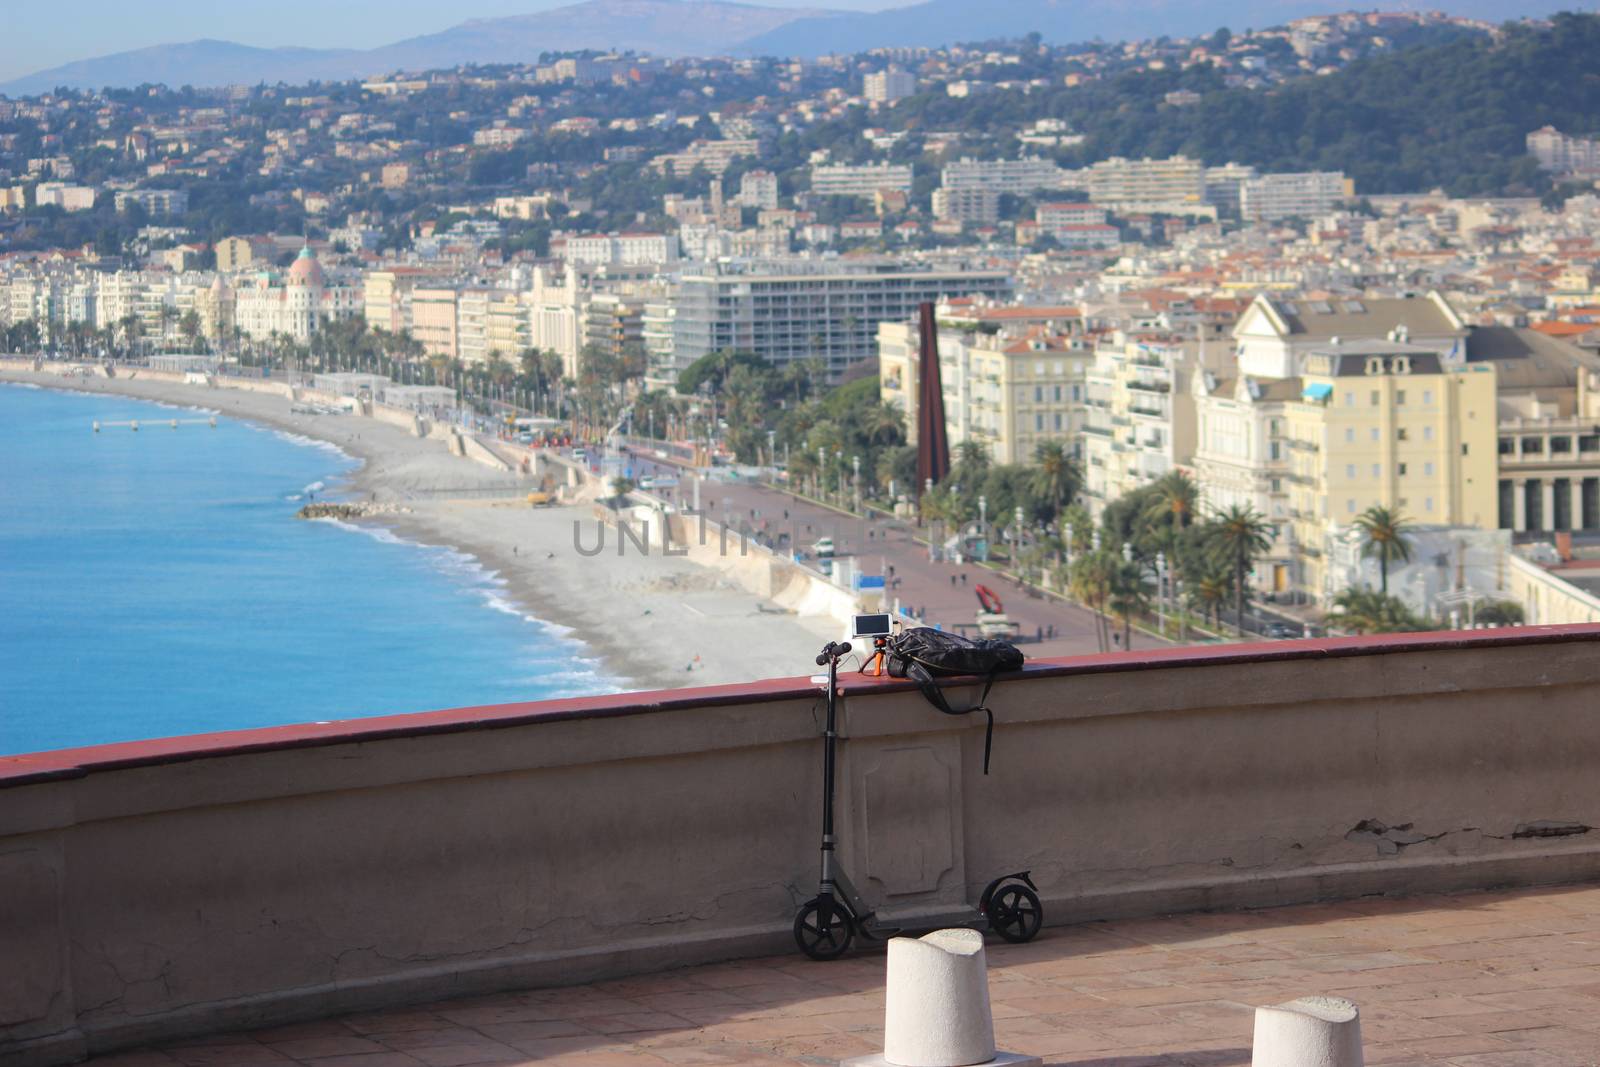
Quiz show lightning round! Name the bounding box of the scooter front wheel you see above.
[794,898,855,960]
[987,882,1043,943]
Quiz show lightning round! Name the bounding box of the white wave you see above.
[0,381,42,390]
[303,480,326,495]
[268,427,354,461]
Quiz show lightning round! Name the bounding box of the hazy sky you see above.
[0,0,900,82]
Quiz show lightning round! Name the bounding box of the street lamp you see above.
[851,454,860,513]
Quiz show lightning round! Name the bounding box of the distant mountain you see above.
[0,40,367,96]
[1,0,1575,95]
[0,0,834,95]
[735,0,1576,57]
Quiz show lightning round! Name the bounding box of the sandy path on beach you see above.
[1,369,838,692]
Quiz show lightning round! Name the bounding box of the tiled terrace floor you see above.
[88,884,1600,1067]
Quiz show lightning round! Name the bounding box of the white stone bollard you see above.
[1252,995,1364,1067]
[842,928,1040,1067]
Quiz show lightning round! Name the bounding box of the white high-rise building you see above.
[809,162,914,197]
[1240,172,1349,222]
[940,157,1063,195]
[735,169,780,210]
[864,67,917,104]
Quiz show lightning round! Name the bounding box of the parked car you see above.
[1264,623,1300,639]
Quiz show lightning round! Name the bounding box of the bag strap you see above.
[904,661,999,775]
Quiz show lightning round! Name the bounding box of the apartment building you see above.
[583,293,647,366]
[863,67,917,103]
[114,189,190,217]
[809,162,914,197]
[1082,156,1209,216]
[1470,326,1600,534]
[409,287,459,361]
[560,231,680,268]
[735,169,780,210]
[879,301,1087,464]
[1240,171,1350,221]
[650,139,760,177]
[940,157,1063,195]
[1283,343,1499,601]
[1081,335,1218,515]
[931,187,1000,224]
[1527,126,1600,176]
[674,259,1011,379]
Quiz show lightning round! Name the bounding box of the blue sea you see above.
[0,383,619,755]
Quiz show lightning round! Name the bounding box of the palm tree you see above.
[1068,550,1119,653]
[1030,440,1076,554]
[1108,559,1149,651]
[1208,504,1274,637]
[1330,588,1426,634]
[1354,505,1415,596]
[1190,569,1232,630]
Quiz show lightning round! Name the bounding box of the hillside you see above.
[884,13,1600,196]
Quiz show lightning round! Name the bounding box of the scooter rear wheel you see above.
[988,883,1043,943]
[794,898,855,960]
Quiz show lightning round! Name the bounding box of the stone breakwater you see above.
[296,502,412,520]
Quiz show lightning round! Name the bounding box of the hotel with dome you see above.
[222,245,361,344]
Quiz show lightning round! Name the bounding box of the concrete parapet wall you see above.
[368,403,424,437]
[5,626,1600,1064]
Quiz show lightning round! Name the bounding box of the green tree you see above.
[1330,589,1428,634]
[1029,440,1076,555]
[1354,505,1415,595]
[1207,505,1274,637]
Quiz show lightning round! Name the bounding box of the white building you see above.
[809,162,914,197]
[1527,126,1600,176]
[34,183,96,212]
[931,187,1000,224]
[864,67,917,104]
[561,232,680,268]
[231,247,360,343]
[940,157,1063,195]
[1240,172,1349,222]
[735,169,780,210]
[114,189,189,217]
[1082,156,1209,216]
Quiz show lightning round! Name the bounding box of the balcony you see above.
[1125,380,1171,394]
[5,628,1600,1066]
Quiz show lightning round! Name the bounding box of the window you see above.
[1396,390,1407,406]
[1345,427,1355,442]
[1345,392,1355,407]
[1399,463,1408,476]
[1522,437,1543,454]
[1053,385,1062,402]
[1053,413,1062,431]
[1271,478,1282,492]
[1462,443,1470,456]
[1424,426,1434,442]
[1425,496,1434,512]
[1270,441,1281,461]
[1347,499,1356,514]
[1035,414,1044,431]
[1552,436,1573,454]
[1499,437,1514,455]
[1371,464,1381,478]
[1346,464,1356,478]
[1397,427,1409,441]
[1034,361,1045,376]
[1370,427,1380,442]
[1371,390,1380,406]
[1423,390,1433,405]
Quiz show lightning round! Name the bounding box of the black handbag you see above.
[883,627,1025,773]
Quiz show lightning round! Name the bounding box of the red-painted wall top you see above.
[4,624,1597,789]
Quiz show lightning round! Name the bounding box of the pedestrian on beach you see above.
[950,575,956,587]
[961,573,968,585]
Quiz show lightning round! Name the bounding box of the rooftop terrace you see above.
[7,625,1600,1066]
[82,883,1600,1066]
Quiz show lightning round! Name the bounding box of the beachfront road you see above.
[615,451,1168,658]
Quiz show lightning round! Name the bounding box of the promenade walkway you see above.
[85,882,1600,1066]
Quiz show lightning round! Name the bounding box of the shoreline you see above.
[0,368,836,693]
